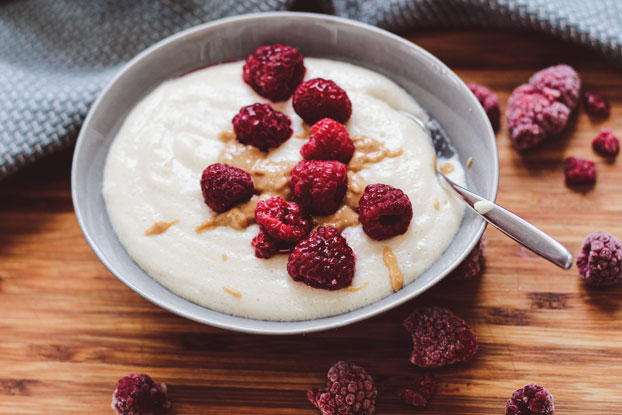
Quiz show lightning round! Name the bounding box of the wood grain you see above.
[1,29,622,414]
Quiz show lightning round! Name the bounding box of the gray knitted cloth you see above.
[1,0,621,179]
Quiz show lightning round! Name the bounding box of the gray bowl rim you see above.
[71,11,499,335]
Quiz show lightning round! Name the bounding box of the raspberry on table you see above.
[583,91,610,117]
[467,82,501,132]
[255,196,312,243]
[506,383,554,415]
[293,78,352,125]
[307,361,377,415]
[301,118,355,164]
[287,226,355,291]
[399,374,436,408]
[290,160,348,216]
[232,103,292,152]
[564,157,596,185]
[449,235,486,280]
[576,231,622,286]
[112,374,170,415]
[251,228,294,259]
[592,127,619,157]
[358,184,413,241]
[528,64,581,109]
[242,44,305,102]
[403,307,478,368]
[200,163,254,213]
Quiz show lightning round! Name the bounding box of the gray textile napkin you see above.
[1,0,620,179]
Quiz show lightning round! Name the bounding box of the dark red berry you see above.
[404,307,478,368]
[584,91,610,117]
[592,127,619,157]
[564,157,596,185]
[467,82,501,132]
[251,228,294,259]
[232,103,292,152]
[293,78,352,125]
[242,44,305,101]
[200,163,254,213]
[399,375,436,408]
[506,383,554,415]
[255,196,312,243]
[301,118,355,164]
[576,231,622,286]
[307,361,377,415]
[287,226,355,291]
[112,374,170,415]
[290,160,348,216]
[449,235,486,280]
[358,184,413,241]
[528,64,581,109]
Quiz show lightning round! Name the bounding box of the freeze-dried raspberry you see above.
[301,118,355,164]
[529,64,581,109]
[404,307,478,368]
[450,235,486,280]
[592,127,619,157]
[251,229,294,259]
[307,361,376,415]
[506,383,554,415]
[584,91,610,117]
[255,196,312,243]
[242,44,305,101]
[290,160,348,216]
[293,78,352,125]
[564,157,596,185]
[112,374,170,415]
[399,375,436,408]
[200,163,254,213]
[287,226,355,290]
[358,184,413,241]
[576,231,622,286]
[232,103,292,152]
[467,82,501,132]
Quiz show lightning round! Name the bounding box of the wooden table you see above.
[1,30,621,414]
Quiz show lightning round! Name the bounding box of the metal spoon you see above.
[401,111,573,270]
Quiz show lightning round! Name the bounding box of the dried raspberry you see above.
[232,103,292,152]
[576,231,622,286]
[450,235,486,280]
[592,127,619,157]
[506,383,554,415]
[467,82,501,132]
[293,78,352,125]
[112,374,170,415]
[301,118,355,164]
[251,228,294,259]
[584,91,610,117]
[255,196,312,243]
[307,361,376,415]
[404,307,478,368]
[399,375,436,408]
[564,157,596,185]
[290,160,348,216]
[358,184,413,241]
[528,64,581,109]
[287,226,355,290]
[200,163,254,213]
[242,44,305,101]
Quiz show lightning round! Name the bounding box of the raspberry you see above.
[251,229,294,259]
[232,103,292,152]
[242,44,305,101]
[576,231,622,286]
[200,163,254,213]
[255,196,312,243]
[293,78,352,125]
[290,160,348,216]
[506,383,554,415]
[112,374,170,415]
[584,91,610,117]
[287,226,355,291]
[399,375,436,408]
[528,64,581,109]
[449,235,486,280]
[467,82,501,132]
[592,127,619,157]
[403,307,478,368]
[564,157,596,185]
[307,361,377,415]
[301,118,355,164]
[358,184,413,241]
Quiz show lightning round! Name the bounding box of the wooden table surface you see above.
[2,29,622,414]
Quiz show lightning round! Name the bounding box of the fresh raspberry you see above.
[576,231,622,286]
[449,235,486,280]
[301,118,355,164]
[255,196,312,243]
[399,375,436,408]
[112,374,170,415]
[506,383,554,415]
[592,127,619,157]
[200,163,254,213]
[467,82,501,132]
[307,361,376,415]
[584,91,610,117]
[358,184,413,241]
[287,226,355,291]
[293,78,352,125]
[564,157,596,185]
[251,229,294,259]
[528,64,581,109]
[403,307,478,368]
[232,103,292,152]
[242,44,305,101]
[290,160,348,216]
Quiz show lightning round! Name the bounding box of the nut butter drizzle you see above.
[145,220,179,236]
[382,247,404,292]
